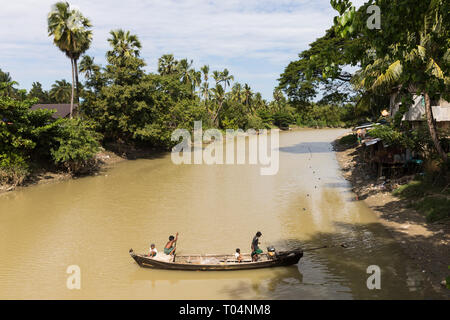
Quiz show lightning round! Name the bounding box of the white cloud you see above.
[0,0,343,99]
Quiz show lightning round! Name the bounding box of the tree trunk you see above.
[424,92,447,162]
[70,58,75,119]
[74,57,80,105]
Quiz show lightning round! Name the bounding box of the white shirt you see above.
[150,248,158,255]
[234,252,241,259]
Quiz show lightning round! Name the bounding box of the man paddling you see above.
[251,231,263,261]
[164,232,179,255]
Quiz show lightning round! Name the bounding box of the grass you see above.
[393,176,450,223]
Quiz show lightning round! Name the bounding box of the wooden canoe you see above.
[129,248,303,271]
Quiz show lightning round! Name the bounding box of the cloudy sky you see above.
[0,0,366,99]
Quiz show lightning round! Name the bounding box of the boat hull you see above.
[129,249,303,271]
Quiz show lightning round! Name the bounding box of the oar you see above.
[302,243,349,252]
[172,233,179,262]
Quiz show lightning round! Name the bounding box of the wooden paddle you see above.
[302,243,348,252]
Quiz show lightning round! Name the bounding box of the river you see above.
[0,129,438,299]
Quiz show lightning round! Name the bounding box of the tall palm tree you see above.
[243,83,253,113]
[158,54,178,75]
[48,1,92,118]
[50,79,72,103]
[220,68,234,92]
[231,83,242,103]
[211,84,225,127]
[177,59,193,84]
[200,65,210,102]
[212,70,221,86]
[107,29,142,63]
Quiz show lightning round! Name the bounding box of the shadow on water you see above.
[217,221,444,299]
[279,142,333,155]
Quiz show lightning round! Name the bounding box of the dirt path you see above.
[333,139,449,298]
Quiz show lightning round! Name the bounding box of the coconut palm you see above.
[50,79,72,103]
[178,59,193,84]
[200,65,210,102]
[48,1,92,118]
[231,83,242,103]
[212,70,221,86]
[243,83,253,113]
[107,29,142,63]
[220,68,234,92]
[211,84,225,127]
[79,55,100,79]
[158,54,178,75]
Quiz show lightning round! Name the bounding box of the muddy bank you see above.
[0,150,125,195]
[333,138,449,298]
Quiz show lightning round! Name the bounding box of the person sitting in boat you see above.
[164,232,178,255]
[251,231,263,261]
[235,248,243,263]
[148,243,157,257]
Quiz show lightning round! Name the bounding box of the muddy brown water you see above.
[0,129,439,299]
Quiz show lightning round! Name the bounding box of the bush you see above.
[414,197,450,222]
[368,125,412,148]
[273,111,294,129]
[0,152,29,186]
[339,134,357,145]
[51,119,101,174]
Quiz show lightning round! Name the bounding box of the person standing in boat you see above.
[251,231,263,261]
[164,232,178,255]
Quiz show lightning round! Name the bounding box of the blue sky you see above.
[0,0,366,100]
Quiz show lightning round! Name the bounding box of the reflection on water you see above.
[0,129,439,299]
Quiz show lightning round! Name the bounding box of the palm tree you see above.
[200,65,210,102]
[212,70,221,86]
[273,88,284,111]
[48,1,92,118]
[220,68,234,92]
[79,55,100,79]
[211,84,225,127]
[107,29,142,63]
[243,83,253,113]
[50,79,72,103]
[178,59,193,84]
[0,69,18,97]
[158,54,178,75]
[231,83,242,103]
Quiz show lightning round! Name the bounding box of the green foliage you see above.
[273,111,294,129]
[339,134,357,145]
[0,152,29,186]
[0,93,101,185]
[368,125,412,148]
[296,104,347,128]
[414,197,450,222]
[393,175,450,222]
[50,118,101,173]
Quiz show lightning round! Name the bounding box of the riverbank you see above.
[333,137,449,297]
[0,149,125,195]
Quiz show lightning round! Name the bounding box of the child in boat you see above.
[149,243,157,257]
[235,248,243,263]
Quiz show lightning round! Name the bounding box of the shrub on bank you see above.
[339,134,357,145]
